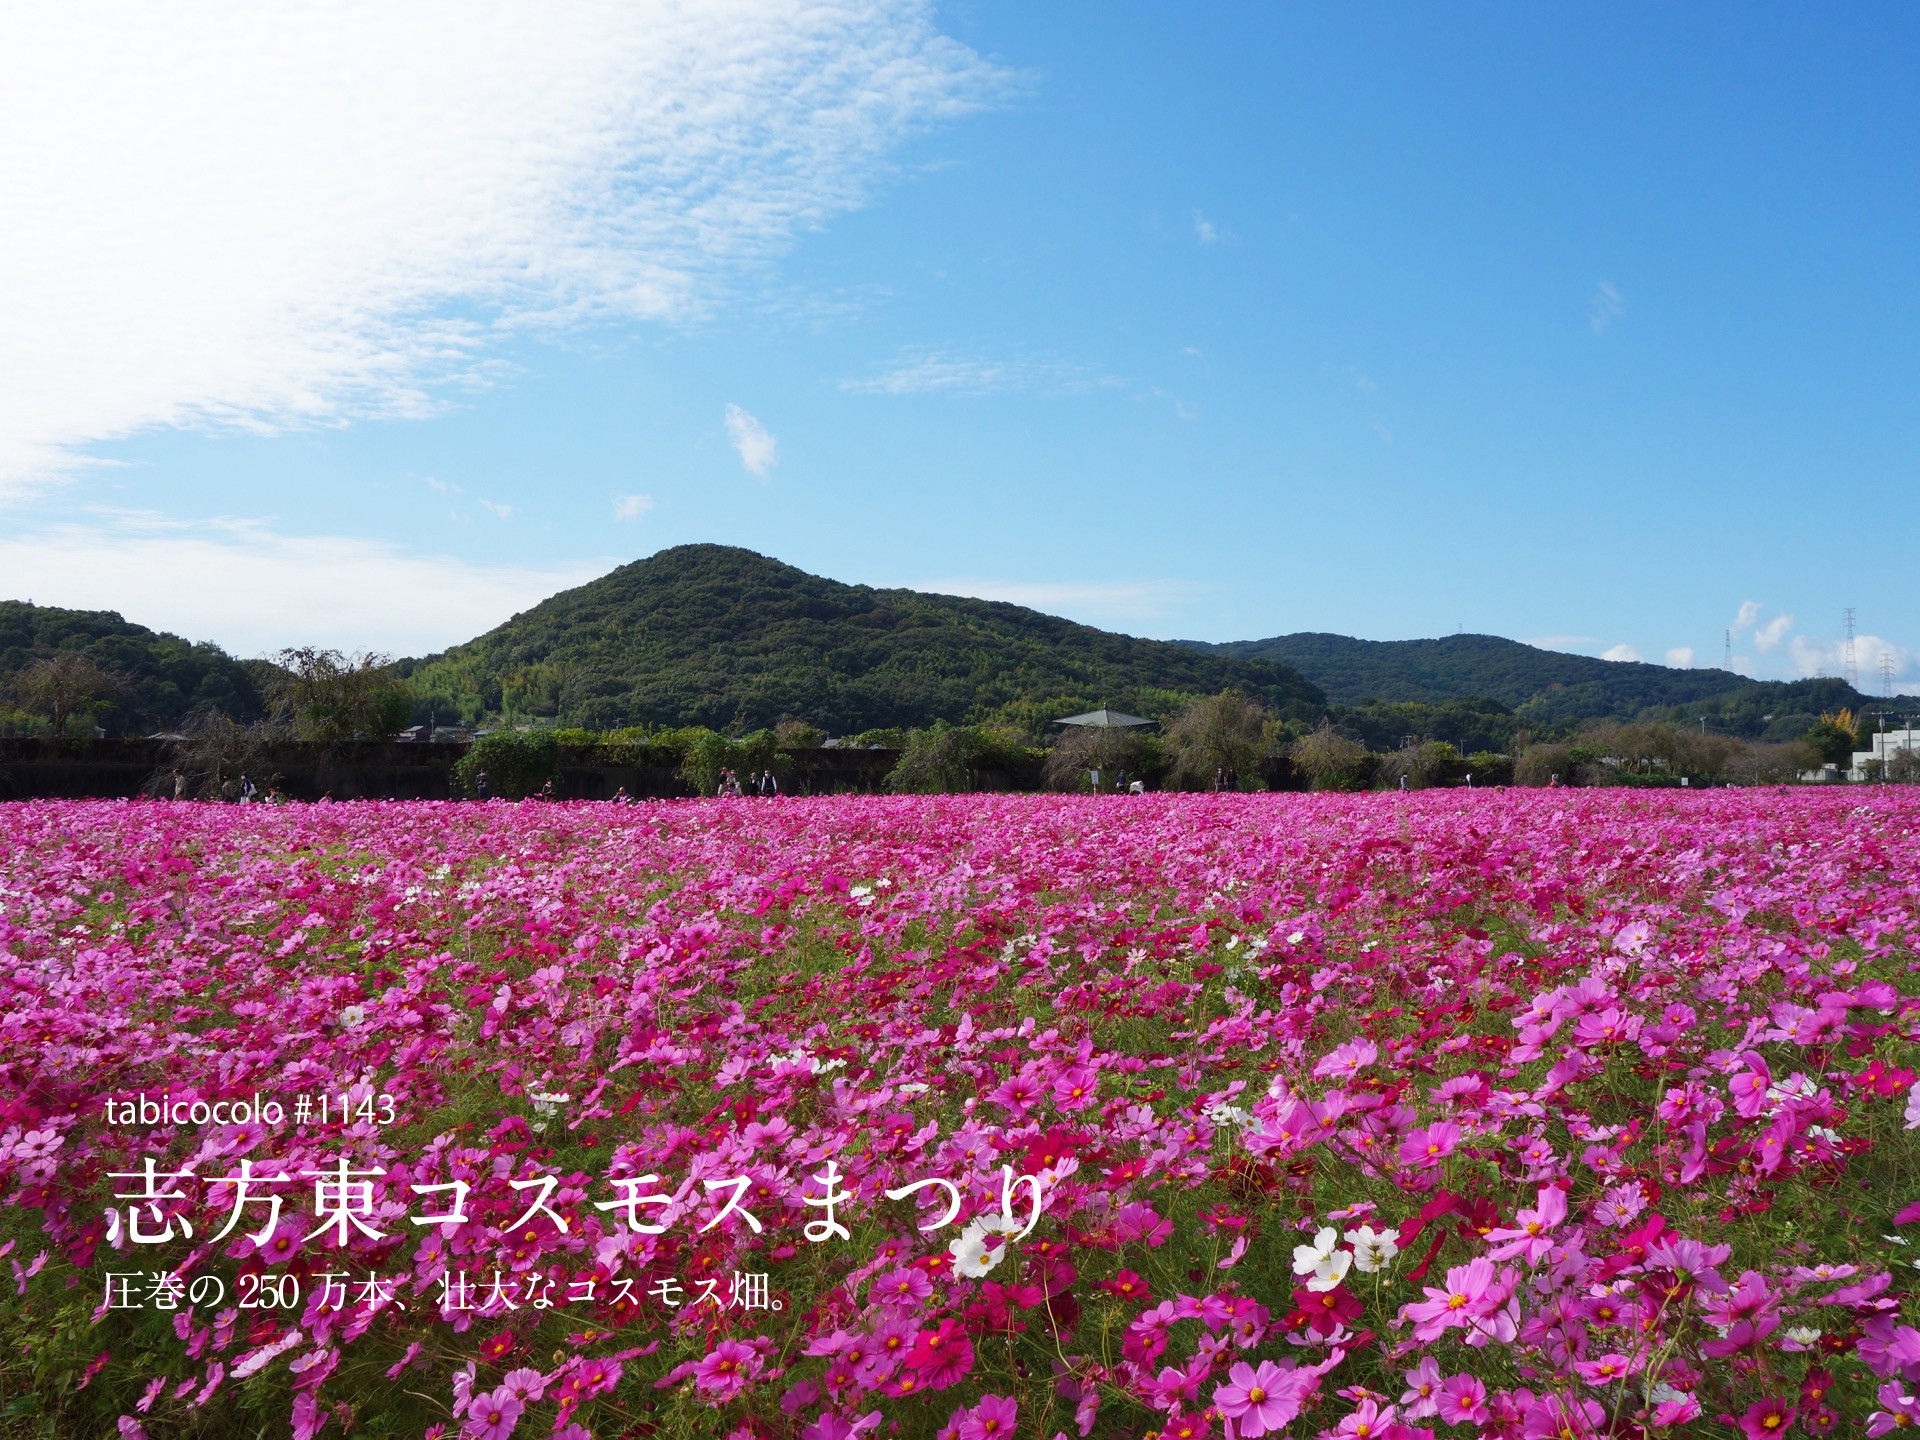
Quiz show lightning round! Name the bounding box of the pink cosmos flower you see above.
[1397,1122,1460,1170]
[1211,1360,1305,1438]
[692,1340,761,1402]
[462,1389,522,1440]
[1437,1374,1489,1426]
[1484,1185,1567,1263]
[1400,1257,1503,1342]
[1520,1393,1604,1439]
[957,1393,1017,1440]
[1312,1038,1378,1081]
[1051,1066,1099,1110]
[1729,1053,1773,1117]
[872,1266,933,1307]
[1334,1397,1398,1438]
[1398,1357,1443,1418]
[1867,1383,1920,1437]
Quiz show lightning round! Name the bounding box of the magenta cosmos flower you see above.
[1738,1397,1795,1440]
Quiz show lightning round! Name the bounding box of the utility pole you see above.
[1844,607,1859,691]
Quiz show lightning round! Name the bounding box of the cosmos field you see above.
[3,790,1920,1438]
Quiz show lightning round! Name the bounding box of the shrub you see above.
[453,729,560,798]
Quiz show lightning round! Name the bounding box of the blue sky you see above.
[2,3,1916,687]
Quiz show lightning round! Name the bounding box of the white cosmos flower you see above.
[1785,1327,1821,1345]
[1292,1226,1338,1278]
[950,1215,1021,1278]
[338,1004,368,1029]
[1304,1249,1353,1292]
[1345,1224,1401,1273]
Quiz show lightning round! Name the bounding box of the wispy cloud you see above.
[838,348,1120,398]
[1589,281,1626,335]
[724,404,777,478]
[914,577,1200,626]
[611,493,654,522]
[1731,600,1762,633]
[1192,210,1220,245]
[476,499,515,520]
[0,512,613,655]
[0,3,1004,495]
[1601,643,1643,663]
[1754,614,1793,651]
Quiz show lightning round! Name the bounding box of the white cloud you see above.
[1601,643,1642,662]
[0,513,614,655]
[1192,210,1220,245]
[839,348,1118,397]
[1665,647,1694,668]
[476,499,515,520]
[1789,632,1912,686]
[1754,613,1793,651]
[1731,600,1762,634]
[1589,281,1625,335]
[0,2,1002,495]
[724,404,777,477]
[913,577,1199,626]
[611,493,655,522]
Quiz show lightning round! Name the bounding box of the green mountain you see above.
[1180,631,1910,741]
[0,601,265,735]
[399,544,1327,734]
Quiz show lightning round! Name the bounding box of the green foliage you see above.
[1041,723,1154,792]
[1288,721,1372,791]
[397,545,1326,733]
[0,600,263,734]
[887,723,1039,793]
[1160,691,1272,790]
[1465,750,1513,785]
[266,648,413,743]
[1333,694,1518,755]
[672,728,780,795]
[1803,718,1858,765]
[452,729,560,799]
[1374,740,1466,790]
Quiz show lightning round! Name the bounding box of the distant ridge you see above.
[1178,631,1904,737]
[6,551,1910,742]
[398,544,1327,733]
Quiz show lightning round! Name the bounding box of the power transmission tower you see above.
[1844,608,1858,690]
[1882,654,1896,698]
[1723,629,1732,668]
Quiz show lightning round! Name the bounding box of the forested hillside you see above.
[0,601,264,735]
[398,545,1328,733]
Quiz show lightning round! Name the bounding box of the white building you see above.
[1849,728,1920,781]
